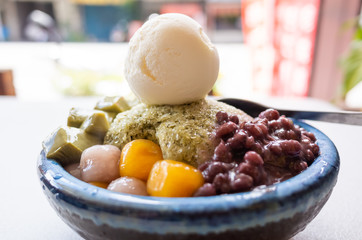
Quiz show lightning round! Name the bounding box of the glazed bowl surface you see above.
[38,119,339,240]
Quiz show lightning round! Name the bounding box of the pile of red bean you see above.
[194,109,319,196]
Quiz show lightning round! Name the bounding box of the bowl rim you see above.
[38,119,339,213]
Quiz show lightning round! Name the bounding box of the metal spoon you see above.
[218,98,362,125]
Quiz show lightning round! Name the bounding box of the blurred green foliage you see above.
[340,17,362,99]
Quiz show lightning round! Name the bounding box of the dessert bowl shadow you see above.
[37,119,339,240]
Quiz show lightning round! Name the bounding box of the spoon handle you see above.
[279,110,362,125]
[218,98,362,125]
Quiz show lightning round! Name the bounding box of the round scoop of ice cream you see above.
[124,13,219,105]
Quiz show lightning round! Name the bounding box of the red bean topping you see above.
[238,162,266,185]
[269,142,283,155]
[258,109,280,121]
[279,140,302,156]
[286,129,298,140]
[231,173,253,192]
[311,143,320,156]
[302,130,316,141]
[229,115,239,125]
[247,123,265,139]
[216,121,238,138]
[290,160,308,173]
[213,173,231,193]
[251,142,263,155]
[213,141,233,163]
[197,109,319,196]
[203,162,228,182]
[198,162,209,172]
[227,131,247,150]
[245,136,255,149]
[280,117,293,129]
[304,149,315,162]
[257,122,269,136]
[269,120,281,130]
[244,151,264,165]
[216,111,228,124]
[259,118,269,126]
[193,183,217,197]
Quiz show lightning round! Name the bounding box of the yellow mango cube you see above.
[147,160,204,197]
[120,139,163,181]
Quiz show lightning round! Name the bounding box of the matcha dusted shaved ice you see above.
[104,98,252,166]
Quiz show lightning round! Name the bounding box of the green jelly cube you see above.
[94,96,130,113]
[67,108,116,128]
[43,126,103,166]
[81,112,110,139]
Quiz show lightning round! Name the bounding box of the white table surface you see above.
[1,96,361,240]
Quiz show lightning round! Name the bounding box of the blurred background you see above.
[0,0,361,109]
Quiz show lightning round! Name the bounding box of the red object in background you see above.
[242,0,320,97]
[241,0,275,95]
[127,21,143,41]
[160,3,205,28]
[128,4,205,41]
[160,3,202,17]
[272,0,320,97]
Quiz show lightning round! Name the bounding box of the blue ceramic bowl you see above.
[38,120,339,240]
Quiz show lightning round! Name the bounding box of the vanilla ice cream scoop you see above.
[124,13,219,105]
